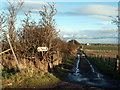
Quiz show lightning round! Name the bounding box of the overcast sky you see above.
[1,0,119,44]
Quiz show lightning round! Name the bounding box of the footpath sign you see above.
[37,47,48,59]
[37,47,48,52]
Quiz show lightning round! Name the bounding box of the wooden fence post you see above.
[116,55,119,72]
[108,57,110,63]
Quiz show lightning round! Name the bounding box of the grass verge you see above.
[2,56,77,88]
[51,56,76,80]
[2,69,59,88]
[88,56,120,80]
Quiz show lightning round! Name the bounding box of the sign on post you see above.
[37,47,48,52]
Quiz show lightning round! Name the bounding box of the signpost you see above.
[6,34,21,71]
[37,47,48,71]
[37,47,48,58]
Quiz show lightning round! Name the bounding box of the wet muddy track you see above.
[54,50,120,89]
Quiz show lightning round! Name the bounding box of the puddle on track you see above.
[66,51,120,88]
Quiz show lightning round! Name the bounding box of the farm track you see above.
[53,50,120,89]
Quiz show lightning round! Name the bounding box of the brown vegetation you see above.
[1,0,79,73]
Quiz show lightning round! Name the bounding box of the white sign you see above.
[37,47,48,52]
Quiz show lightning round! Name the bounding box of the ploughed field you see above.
[83,45,118,58]
[83,45,118,51]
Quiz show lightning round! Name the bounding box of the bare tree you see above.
[110,15,120,58]
[39,3,59,62]
[110,16,120,27]
[6,0,24,51]
[1,1,79,72]
[0,11,7,42]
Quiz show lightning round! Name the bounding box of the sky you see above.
[1,0,119,44]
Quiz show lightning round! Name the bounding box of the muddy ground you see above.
[52,51,120,89]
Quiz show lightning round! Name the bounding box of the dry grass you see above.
[84,49,118,58]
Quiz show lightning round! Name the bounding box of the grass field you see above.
[83,45,118,51]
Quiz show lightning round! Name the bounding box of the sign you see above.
[37,47,48,52]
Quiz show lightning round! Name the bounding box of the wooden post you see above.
[6,34,21,71]
[80,45,83,51]
[103,58,105,62]
[57,50,59,57]
[0,33,2,90]
[116,55,119,71]
[42,51,43,58]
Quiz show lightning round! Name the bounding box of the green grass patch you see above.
[2,70,59,88]
[17,72,59,88]
[2,68,17,78]
[52,56,76,80]
[83,45,118,51]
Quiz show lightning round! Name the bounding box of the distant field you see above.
[83,45,118,51]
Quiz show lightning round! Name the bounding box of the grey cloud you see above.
[57,11,82,16]
[2,1,48,15]
[57,11,97,16]
[57,4,117,20]
[78,29,118,34]
[64,35,118,40]
[96,29,118,33]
